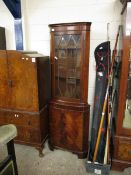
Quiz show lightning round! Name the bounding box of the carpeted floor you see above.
[0,142,131,175]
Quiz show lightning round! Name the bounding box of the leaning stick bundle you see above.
[93,25,121,162]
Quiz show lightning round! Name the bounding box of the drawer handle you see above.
[14,114,19,118]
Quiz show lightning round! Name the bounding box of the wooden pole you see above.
[93,87,108,162]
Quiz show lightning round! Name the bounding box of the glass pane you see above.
[55,35,61,48]
[123,49,131,128]
[54,34,81,99]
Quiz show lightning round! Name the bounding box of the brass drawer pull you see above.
[14,114,19,118]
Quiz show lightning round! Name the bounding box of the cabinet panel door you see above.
[0,51,8,108]
[117,138,131,162]
[7,51,38,111]
[53,33,81,99]
[49,106,83,151]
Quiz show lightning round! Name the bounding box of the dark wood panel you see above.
[49,101,90,158]
[39,106,49,142]
[50,107,83,151]
[16,125,41,144]
[0,27,6,49]
[37,57,51,110]
[49,22,91,32]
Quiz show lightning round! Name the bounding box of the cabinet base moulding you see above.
[48,140,88,159]
[112,159,131,171]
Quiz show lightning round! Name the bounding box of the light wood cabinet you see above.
[0,50,50,156]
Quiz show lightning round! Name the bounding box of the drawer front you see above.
[117,138,131,161]
[0,110,40,128]
[16,125,40,144]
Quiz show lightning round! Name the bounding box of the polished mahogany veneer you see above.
[48,22,91,158]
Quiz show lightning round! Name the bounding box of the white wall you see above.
[0,0,122,132]
[0,1,15,49]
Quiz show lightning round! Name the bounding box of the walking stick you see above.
[93,25,121,162]
[103,23,111,164]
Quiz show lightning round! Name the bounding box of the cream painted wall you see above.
[0,0,122,132]
[0,1,15,49]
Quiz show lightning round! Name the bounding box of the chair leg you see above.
[7,140,18,175]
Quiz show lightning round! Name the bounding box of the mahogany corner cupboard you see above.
[112,2,131,170]
[48,22,91,158]
[0,50,50,156]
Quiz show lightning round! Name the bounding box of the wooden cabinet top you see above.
[0,50,49,62]
[49,22,91,32]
